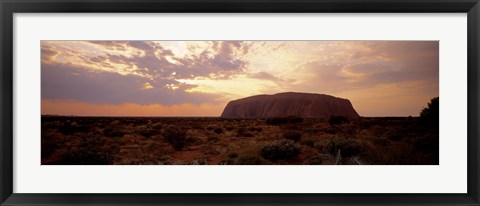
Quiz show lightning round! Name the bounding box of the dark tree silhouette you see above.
[420,97,439,130]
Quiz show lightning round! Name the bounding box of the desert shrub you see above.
[227,152,239,159]
[301,139,315,147]
[138,129,158,138]
[237,127,254,137]
[328,116,349,125]
[311,139,330,153]
[237,127,246,134]
[55,135,114,165]
[219,159,234,165]
[266,116,304,125]
[206,126,214,131]
[58,123,91,135]
[303,156,323,165]
[420,97,439,130]
[284,125,299,130]
[152,122,164,130]
[261,139,300,162]
[219,152,239,165]
[186,136,202,145]
[372,136,389,146]
[207,136,219,142]
[413,134,439,154]
[106,142,121,154]
[248,127,263,132]
[266,117,288,125]
[287,116,304,124]
[243,133,255,137]
[339,124,357,137]
[327,137,362,157]
[282,130,302,142]
[189,159,207,165]
[213,127,223,134]
[200,145,220,156]
[190,123,203,130]
[302,127,321,134]
[225,126,234,131]
[358,118,377,129]
[388,131,405,141]
[324,125,342,134]
[163,127,188,151]
[361,142,436,165]
[41,132,62,158]
[103,127,126,137]
[235,153,269,165]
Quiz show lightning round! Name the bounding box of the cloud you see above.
[41,45,59,63]
[41,41,253,105]
[248,72,278,80]
[86,41,128,51]
[171,41,249,79]
[292,41,439,93]
[41,63,221,105]
[246,71,292,87]
[81,41,250,80]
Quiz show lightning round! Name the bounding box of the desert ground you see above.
[41,115,439,165]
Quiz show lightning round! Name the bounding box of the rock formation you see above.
[221,92,359,119]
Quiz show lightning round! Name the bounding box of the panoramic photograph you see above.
[41,40,439,165]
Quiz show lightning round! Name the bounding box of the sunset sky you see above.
[41,41,438,117]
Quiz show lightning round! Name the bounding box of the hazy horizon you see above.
[41,41,439,117]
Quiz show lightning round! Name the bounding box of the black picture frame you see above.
[1,0,479,205]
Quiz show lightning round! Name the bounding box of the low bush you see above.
[235,153,269,165]
[163,127,188,151]
[207,136,219,142]
[41,132,62,158]
[282,130,302,142]
[237,127,254,137]
[413,134,439,154]
[388,131,405,141]
[237,127,246,135]
[103,127,126,138]
[191,123,203,130]
[313,139,331,153]
[327,137,362,157]
[138,129,158,138]
[249,127,263,132]
[328,116,349,125]
[152,122,164,130]
[372,136,389,146]
[55,135,114,165]
[261,139,300,162]
[228,152,239,159]
[59,123,91,135]
[303,156,323,165]
[301,139,315,147]
[213,127,223,134]
[266,116,304,125]
[219,152,239,165]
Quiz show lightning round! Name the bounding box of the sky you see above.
[41,41,439,117]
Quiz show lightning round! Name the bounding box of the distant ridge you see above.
[221,92,359,119]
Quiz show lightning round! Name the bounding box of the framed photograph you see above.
[1,0,479,205]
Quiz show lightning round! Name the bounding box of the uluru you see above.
[221,92,360,119]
